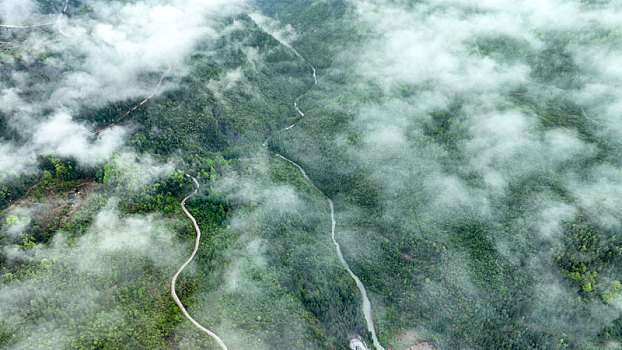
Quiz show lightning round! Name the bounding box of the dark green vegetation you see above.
[2,0,622,349]
[259,2,622,350]
[1,1,367,349]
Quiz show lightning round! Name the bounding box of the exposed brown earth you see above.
[7,180,101,230]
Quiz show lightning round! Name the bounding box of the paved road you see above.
[171,174,229,350]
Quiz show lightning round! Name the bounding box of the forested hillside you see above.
[2,0,622,349]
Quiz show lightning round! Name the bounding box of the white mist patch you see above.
[150,5,183,23]
[568,165,622,230]
[430,173,493,219]
[84,204,180,270]
[0,87,33,115]
[536,201,577,241]
[3,199,182,268]
[1,206,33,240]
[224,238,268,293]
[0,0,37,23]
[249,12,299,46]
[0,200,185,348]
[362,103,409,149]
[104,152,177,191]
[463,110,594,193]
[223,68,245,88]
[54,0,247,106]
[573,44,622,148]
[208,67,246,99]
[0,0,250,179]
[0,143,33,175]
[33,112,126,165]
[0,112,125,175]
[353,1,529,102]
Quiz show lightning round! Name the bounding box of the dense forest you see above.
[2,0,622,349]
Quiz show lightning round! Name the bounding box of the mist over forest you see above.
[1,0,622,349]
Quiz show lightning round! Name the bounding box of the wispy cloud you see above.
[317,0,622,345]
[0,0,249,177]
[0,200,185,349]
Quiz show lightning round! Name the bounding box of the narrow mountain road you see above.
[276,154,385,350]
[259,27,386,349]
[171,174,229,350]
[282,44,314,125]
[329,199,384,350]
[275,36,386,350]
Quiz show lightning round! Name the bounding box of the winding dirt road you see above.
[277,154,385,350]
[329,199,384,350]
[273,41,385,350]
[171,174,229,350]
[247,26,385,350]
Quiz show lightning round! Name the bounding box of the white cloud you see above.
[0,0,249,179]
[0,0,38,23]
[33,112,126,164]
[249,12,299,47]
